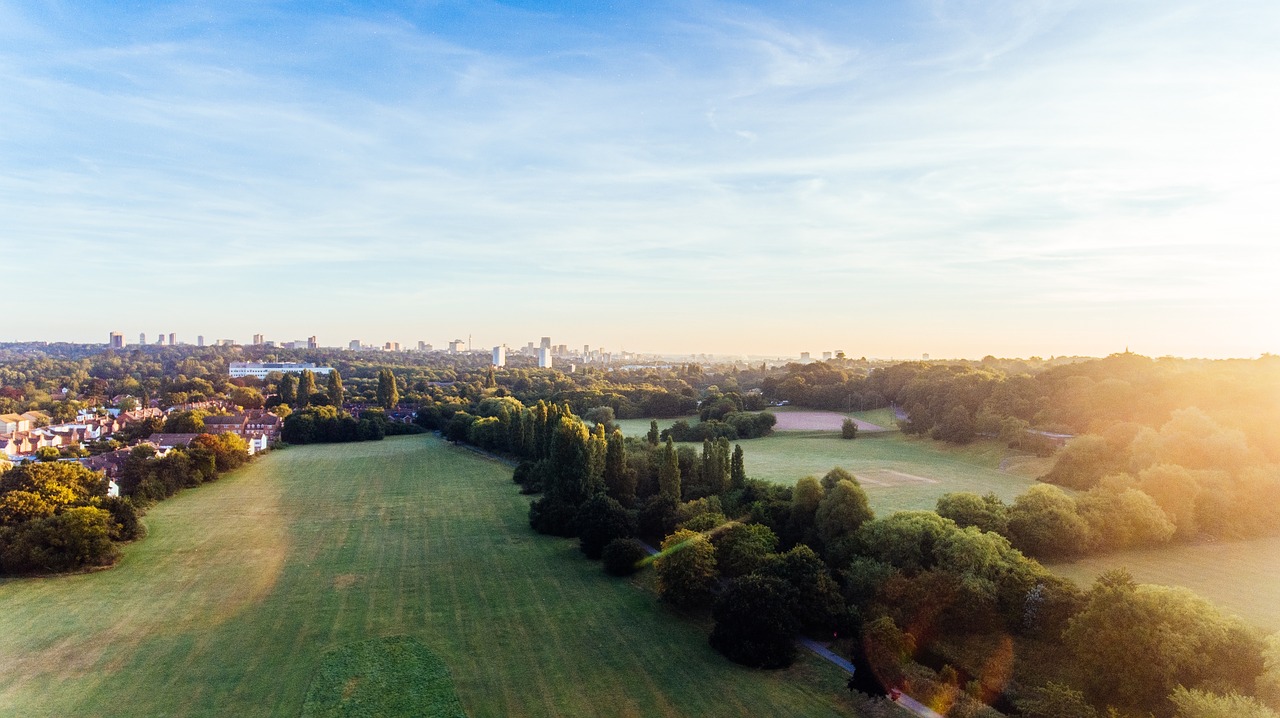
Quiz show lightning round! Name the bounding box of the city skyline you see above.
[2,1,1277,359]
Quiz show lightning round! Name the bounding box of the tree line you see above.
[0,433,250,575]
[419,389,1280,717]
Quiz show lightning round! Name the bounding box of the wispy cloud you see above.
[0,0,1276,356]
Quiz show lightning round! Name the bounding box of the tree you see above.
[709,575,799,668]
[1064,569,1265,712]
[647,420,659,446]
[936,492,1009,535]
[730,444,746,490]
[1170,687,1278,718]
[815,479,874,555]
[603,429,634,506]
[547,417,592,508]
[714,522,778,578]
[0,506,119,574]
[1260,633,1280,709]
[1077,476,1175,552]
[658,436,681,500]
[1014,682,1098,718]
[602,538,650,576]
[295,370,316,408]
[820,466,855,492]
[788,476,823,547]
[841,418,858,440]
[229,386,264,410]
[655,528,717,607]
[577,494,637,560]
[756,544,844,632]
[163,410,206,434]
[326,369,345,407]
[1044,435,1120,490]
[376,368,399,410]
[0,462,107,526]
[277,373,297,406]
[1007,484,1090,559]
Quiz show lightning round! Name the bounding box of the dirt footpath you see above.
[771,411,887,432]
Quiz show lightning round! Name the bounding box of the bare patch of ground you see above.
[856,468,939,487]
[771,411,888,432]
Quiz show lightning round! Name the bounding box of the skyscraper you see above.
[253,334,264,345]
[308,336,318,349]
[139,332,146,345]
[168,333,176,346]
[197,335,205,347]
[109,332,124,348]
[492,345,506,367]
[538,347,552,369]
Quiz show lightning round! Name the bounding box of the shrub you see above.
[602,538,650,576]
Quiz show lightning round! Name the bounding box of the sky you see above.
[1,0,1277,359]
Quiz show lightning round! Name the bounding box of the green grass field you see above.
[0,436,858,717]
[612,409,1036,514]
[1048,536,1280,632]
[739,431,1040,514]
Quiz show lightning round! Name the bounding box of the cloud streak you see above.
[0,0,1276,357]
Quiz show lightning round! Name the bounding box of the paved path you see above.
[797,637,856,673]
[797,639,942,718]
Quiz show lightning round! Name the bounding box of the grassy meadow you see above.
[614,409,1038,514]
[0,435,857,718]
[1049,536,1280,632]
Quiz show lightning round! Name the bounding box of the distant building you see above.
[923,353,930,361]
[418,341,431,352]
[448,339,465,354]
[308,336,318,349]
[229,362,333,378]
[822,352,833,361]
[253,334,265,345]
[197,335,205,347]
[216,339,236,347]
[349,339,361,350]
[168,333,176,346]
[492,345,506,367]
[384,341,400,351]
[139,332,146,345]
[538,347,552,369]
[540,336,551,350]
[800,352,810,361]
[109,332,124,349]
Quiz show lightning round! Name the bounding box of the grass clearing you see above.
[612,409,1035,513]
[1048,536,1280,631]
[738,431,1039,514]
[0,436,857,717]
[300,636,465,718]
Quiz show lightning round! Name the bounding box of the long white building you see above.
[229,362,334,378]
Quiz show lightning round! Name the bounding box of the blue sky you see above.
[2,0,1277,358]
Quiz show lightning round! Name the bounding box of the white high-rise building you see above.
[109,332,124,348]
[538,347,552,369]
[492,345,506,367]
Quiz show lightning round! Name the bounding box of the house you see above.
[145,433,202,450]
[20,411,51,428]
[202,415,248,434]
[83,448,134,479]
[0,413,30,434]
